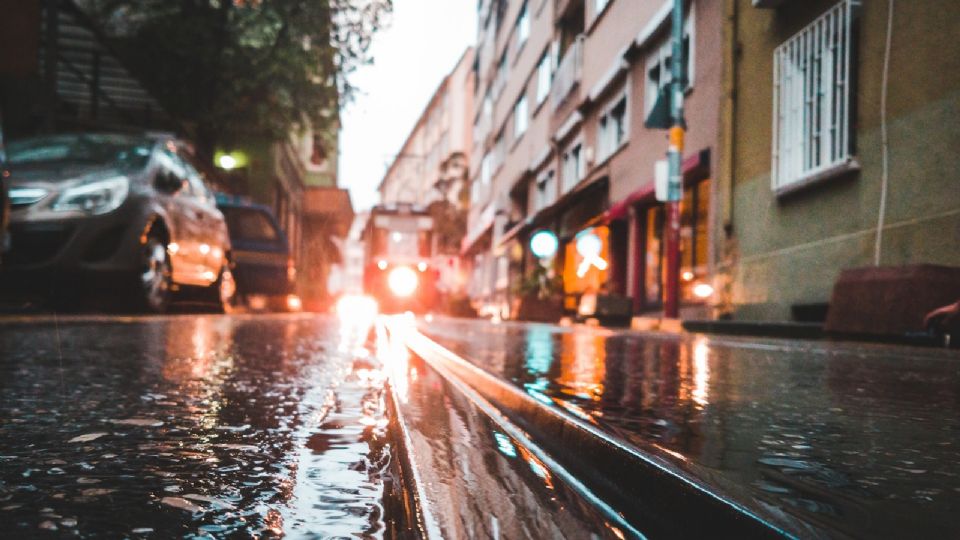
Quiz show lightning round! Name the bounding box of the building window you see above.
[494,0,508,34]
[597,94,627,161]
[533,169,556,212]
[492,130,506,173]
[494,52,508,99]
[772,0,855,191]
[516,2,530,47]
[561,142,583,193]
[481,152,493,187]
[643,205,664,306]
[535,49,552,105]
[679,179,710,301]
[642,178,711,307]
[644,11,694,114]
[514,94,529,139]
[595,0,610,16]
[472,55,480,95]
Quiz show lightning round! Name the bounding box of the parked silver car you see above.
[0,133,234,312]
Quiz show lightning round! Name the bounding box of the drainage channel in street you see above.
[379,317,640,540]
[392,319,791,539]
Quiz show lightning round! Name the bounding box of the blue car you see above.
[216,196,299,312]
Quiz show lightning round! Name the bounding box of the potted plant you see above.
[512,262,563,322]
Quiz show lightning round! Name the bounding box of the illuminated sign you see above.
[575,231,608,277]
[529,230,559,259]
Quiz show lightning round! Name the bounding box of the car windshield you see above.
[5,134,153,172]
[222,207,281,243]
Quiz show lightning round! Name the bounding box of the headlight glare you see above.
[53,176,129,215]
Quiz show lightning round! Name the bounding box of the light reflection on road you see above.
[421,318,960,538]
[0,313,392,538]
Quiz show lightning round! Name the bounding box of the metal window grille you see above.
[772,0,857,190]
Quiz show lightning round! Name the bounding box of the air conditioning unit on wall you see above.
[752,0,788,7]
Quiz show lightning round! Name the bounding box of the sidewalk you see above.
[412,317,960,538]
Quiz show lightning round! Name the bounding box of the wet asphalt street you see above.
[0,314,392,538]
[421,318,960,538]
[3,312,960,539]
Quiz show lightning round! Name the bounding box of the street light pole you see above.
[664,0,685,319]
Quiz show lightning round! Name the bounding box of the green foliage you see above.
[85,0,391,151]
[426,199,466,256]
[513,262,562,300]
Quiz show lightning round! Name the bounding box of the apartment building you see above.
[379,48,475,211]
[463,0,724,318]
[721,0,960,322]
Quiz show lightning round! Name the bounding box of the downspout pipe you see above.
[874,0,894,266]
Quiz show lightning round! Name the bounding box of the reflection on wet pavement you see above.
[422,318,960,538]
[0,314,390,538]
[382,318,635,539]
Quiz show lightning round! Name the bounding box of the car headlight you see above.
[387,266,418,297]
[53,176,129,215]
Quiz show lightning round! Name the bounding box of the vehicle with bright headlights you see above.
[0,133,233,312]
[362,203,438,314]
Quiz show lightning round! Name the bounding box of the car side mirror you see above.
[155,171,184,194]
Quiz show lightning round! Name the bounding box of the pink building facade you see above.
[464,0,724,319]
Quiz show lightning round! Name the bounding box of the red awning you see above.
[602,149,710,223]
[605,183,655,221]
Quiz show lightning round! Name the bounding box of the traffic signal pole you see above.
[664,0,685,319]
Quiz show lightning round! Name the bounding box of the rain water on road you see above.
[0,314,391,538]
[422,318,960,538]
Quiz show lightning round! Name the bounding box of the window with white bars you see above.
[772,0,856,191]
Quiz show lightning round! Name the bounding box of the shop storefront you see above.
[562,226,611,311]
[604,149,713,316]
[638,176,711,311]
[554,181,610,313]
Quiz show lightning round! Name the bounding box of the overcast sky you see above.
[339,0,478,211]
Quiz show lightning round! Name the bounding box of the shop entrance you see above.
[636,177,711,313]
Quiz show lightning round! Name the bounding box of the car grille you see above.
[6,226,74,265]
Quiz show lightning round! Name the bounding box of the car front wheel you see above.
[137,236,172,313]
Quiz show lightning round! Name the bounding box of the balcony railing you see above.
[551,35,584,110]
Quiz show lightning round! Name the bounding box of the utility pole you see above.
[663,0,685,319]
